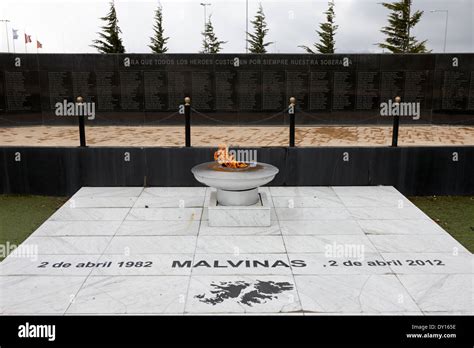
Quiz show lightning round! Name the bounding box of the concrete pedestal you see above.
[208,191,271,227]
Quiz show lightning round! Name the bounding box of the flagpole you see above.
[5,20,10,53]
[0,19,10,52]
[12,31,15,53]
[24,29,27,53]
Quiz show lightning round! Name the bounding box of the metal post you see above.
[430,10,449,53]
[391,96,401,147]
[245,0,249,53]
[443,10,449,53]
[289,97,296,147]
[0,20,10,52]
[76,96,86,147]
[184,97,191,147]
[200,3,211,32]
[78,115,86,147]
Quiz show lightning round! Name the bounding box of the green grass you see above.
[0,195,67,260]
[409,196,474,253]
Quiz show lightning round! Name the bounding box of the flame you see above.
[214,144,249,169]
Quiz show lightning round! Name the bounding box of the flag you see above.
[24,33,32,44]
[12,29,18,40]
[36,40,42,49]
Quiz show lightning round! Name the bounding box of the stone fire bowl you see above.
[191,162,279,206]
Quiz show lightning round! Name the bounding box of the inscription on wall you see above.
[1,54,473,116]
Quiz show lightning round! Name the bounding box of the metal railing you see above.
[69,95,402,148]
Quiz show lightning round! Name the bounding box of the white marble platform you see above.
[0,186,472,316]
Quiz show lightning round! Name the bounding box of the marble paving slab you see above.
[116,220,200,236]
[34,221,122,237]
[66,276,189,314]
[50,207,130,221]
[0,186,471,315]
[66,197,137,208]
[294,275,422,314]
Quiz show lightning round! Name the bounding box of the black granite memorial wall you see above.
[0,53,473,125]
[0,146,472,196]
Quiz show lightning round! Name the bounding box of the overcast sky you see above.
[0,0,472,54]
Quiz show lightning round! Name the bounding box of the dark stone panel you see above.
[94,54,117,71]
[368,147,400,185]
[332,71,356,111]
[409,147,474,195]
[71,54,96,71]
[308,55,357,71]
[119,70,144,111]
[286,71,309,110]
[0,70,5,114]
[403,70,433,110]
[37,54,73,71]
[438,70,470,111]
[0,148,6,193]
[1,53,474,124]
[71,71,97,104]
[380,70,405,103]
[144,111,182,125]
[1,148,28,194]
[380,54,436,71]
[369,147,474,195]
[39,70,74,111]
[143,71,168,111]
[1,147,80,195]
[167,71,191,111]
[95,71,121,111]
[145,147,211,186]
[3,69,41,114]
[1,54,38,71]
[117,54,169,71]
[435,54,474,71]
[356,55,380,71]
[0,146,473,196]
[431,111,474,125]
[309,70,332,111]
[88,111,145,125]
[79,147,146,187]
[191,70,214,111]
[286,147,371,186]
[214,55,245,112]
[356,71,380,111]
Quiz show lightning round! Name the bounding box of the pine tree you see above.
[378,0,429,53]
[91,1,125,53]
[247,4,273,54]
[201,15,226,54]
[300,0,338,54]
[149,4,169,53]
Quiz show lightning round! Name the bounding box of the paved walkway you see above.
[0,186,471,315]
[0,125,473,146]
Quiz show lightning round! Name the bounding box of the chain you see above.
[296,107,393,125]
[190,108,234,125]
[142,111,181,125]
[191,106,290,125]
